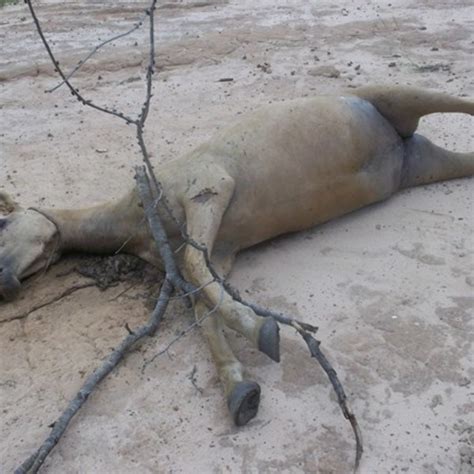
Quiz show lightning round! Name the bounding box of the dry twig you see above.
[188,365,203,394]
[24,0,136,124]
[230,290,363,471]
[1,282,96,325]
[15,280,173,474]
[142,280,225,369]
[300,331,363,471]
[47,12,148,93]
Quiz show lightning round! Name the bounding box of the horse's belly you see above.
[214,96,406,249]
[221,168,398,250]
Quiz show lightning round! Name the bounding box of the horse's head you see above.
[0,192,60,301]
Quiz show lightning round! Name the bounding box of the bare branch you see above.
[226,285,319,333]
[188,365,203,394]
[138,5,156,128]
[15,279,173,474]
[300,331,363,472]
[132,1,163,198]
[24,0,136,124]
[19,1,363,471]
[227,288,361,469]
[1,282,96,325]
[168,279,215,300]
[47,13,148,93]
[143,281,225,370]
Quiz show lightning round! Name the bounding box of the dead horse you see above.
[0,85,472,425]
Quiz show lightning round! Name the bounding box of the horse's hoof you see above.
[258,317,280,362]
[228,381,261,426]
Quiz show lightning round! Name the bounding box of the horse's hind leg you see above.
[196,300,261,426]
[354,86,474,137]
[400,133,474,188]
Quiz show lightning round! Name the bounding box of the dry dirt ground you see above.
[0,1,473,473]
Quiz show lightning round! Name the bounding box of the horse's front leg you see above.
[180,167,280,362]
[195,300,261,425]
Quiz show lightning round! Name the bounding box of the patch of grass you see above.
[0,0,19,7]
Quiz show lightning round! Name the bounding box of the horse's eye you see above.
[0,219,8,231]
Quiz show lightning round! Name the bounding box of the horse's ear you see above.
[0,191,19,215]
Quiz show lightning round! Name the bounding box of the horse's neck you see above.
[46,189,152,256]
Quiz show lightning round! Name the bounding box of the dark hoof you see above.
[228,381,261,426]
[258,317,280,362]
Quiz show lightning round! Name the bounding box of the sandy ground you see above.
[0,1,473,473]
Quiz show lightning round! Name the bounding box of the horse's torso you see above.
[161,95,405,252]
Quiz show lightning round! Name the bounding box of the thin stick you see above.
[15,279,173,474]
[136,1,162,196]
[226,285,318,333]
[25,0,136,125]
[300,331,363,472]
[168,279,215,300]
[47,13,148,93]
[143,281,225,369]
[16,2,173,473]
[230,291,362,470]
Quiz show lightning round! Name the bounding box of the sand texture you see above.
[0,1,473,472]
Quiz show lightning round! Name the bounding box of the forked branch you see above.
[47,13,148,93]
[24,0,136,124]
[15,279,173,474]
[17,1,363,472]
[301,331,363,471]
